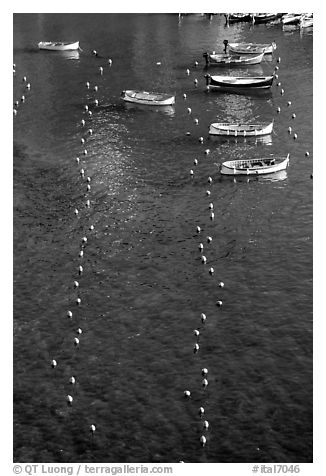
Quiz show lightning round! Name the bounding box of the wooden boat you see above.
[203,51,264,67]
[38,41,80,51]
[224,13,252,23]
[228,42,276,55]
[281,13,303,25]
[300,14,313,28]
[205,74,274,90]
[220,154,289,175]
[209,120,274,136]
[121,90,175,106]
[252,13,278,23]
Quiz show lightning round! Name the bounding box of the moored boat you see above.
[224,13,252,23]
[205,74,274,90]
[121,90,175,106]
[228,42,276,55]
[281,13,303,25]
[300,14,313,28]
[209,120,274,136]
[220,154,289,175]
[203,51,264,67]
[38,41,80,51]
[252,13,278,23]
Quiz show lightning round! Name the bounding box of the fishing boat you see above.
[121,90,175,106]
[228,42,276,55]
[203,51,264,67]
[300,14,313,28]
[220,154,289,175]
[38,41,80,51]
[224,13,252,23]
[205,74,274,91]
[252,13,278,23]
[209,120,274,136]
[281,13,303,25]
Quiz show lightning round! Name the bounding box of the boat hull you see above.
[224,13,252,23]
[209,121,274,136]
[203,52,264,66]
[38,41,79,51]
[252,14,278,23]
[220,155,289,175]
[121,90,175,106]
[228,42,276,55]
[205,74,274,90]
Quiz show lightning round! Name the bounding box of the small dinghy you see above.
[38,41,80,51]
[252,13,278,23]
[220,154,289,175]
[203,51,264,67]
[228,42,276,55]
[224,13,253,23]
[205,74,274,90]
[209,120,274,136]
[121,90,175,106]
[281,13,304,25]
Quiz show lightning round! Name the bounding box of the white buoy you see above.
[86,177,91,183]
[86,200,91,208]
[94,99,99,106]
[208,177,212,183]
[89,225,95,231]
[86,82,90,89]
[194,159,198,166]
[90,424,96,433]
[15,100,19,106]
[26,83,31,90]
[210,212,215,221]
[81,119,86,126]
[218,281,225,288]
[194,329,200,337]
[84,105,89,112]
[79,250,84,258]
[67,395,73,405]
[292,113,296,119]
[108,59,113,66]
[277,82,281,87]
[201,368,208,376]
[187,107,192,114]
[196,226,201,233]
[194,78,198,85]
[82,237,87,244]
[22,76,27,82]
[305,151,310,157]
[216,300,223,307]
[99,67,103,74]
[76,298,81,306]
[81,138,85,144]
[209,267,214,275]
[69,376,76,385]
[281,89,285,95]
[88,110,92,116]
[74,337,80,346]
[277,57,281,63]
[74,208,79,215]
[186,69,190,75]
[208,203,214,210]
[77,328,83,334]
[287,101,292,107]
[203,420,209,430]
[88,129,93,135]
[199,137,204,143]
[202,378,208,388]
[190,169,194,177]
[80,168,85,177]
[293,133,298,140]
[274,74,278,79]
[183,93,187,99]
[51,359,57,368]
[194,343,199,353]
[201,313,206,323]
[288,126,292,134]
[83,149,88,155]
[21,95,25,102]
[13,109,17,116]
[184,390,191,398]
[274,65,279,71]
[199,407,205,416]
[92,50,97,56]
[277,107,281,113]
[74,281,79,288]
[87,184,91,192]
[194,61,198,67]
[200,435,207,447]
[207,236,212,244]
[78,265,83,275]
[201,255,207,264]
[205,149,210,155]
[194,118,199,125]
[67,310,73,319]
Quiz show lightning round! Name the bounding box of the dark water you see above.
[13,13,313,463]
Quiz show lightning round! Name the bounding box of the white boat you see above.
[205,74,274,90]
[209,120,274,136]
[38,41,80,51]
[220,154,289,175]
[203,52,264,66]
[121,90,175,106]
[281,13,303,25]
[300,14,313,28]
[228,42,276,55]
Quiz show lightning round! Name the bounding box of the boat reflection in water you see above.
[220,169,288,183]
[123,101,175,117]
[38,49,80,60]
[209,134,273,146]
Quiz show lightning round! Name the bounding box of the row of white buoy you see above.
[13,70,32,116]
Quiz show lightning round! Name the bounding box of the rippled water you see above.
[13,13,312,463]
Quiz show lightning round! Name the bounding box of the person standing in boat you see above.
[223,40,229,54]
